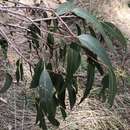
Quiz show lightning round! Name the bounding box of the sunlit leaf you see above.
[72,8,114,51]
[56,1,75,15]
[78,34,112,69]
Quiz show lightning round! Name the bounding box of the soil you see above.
[0,0,130,130]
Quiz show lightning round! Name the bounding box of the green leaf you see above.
[66,43,81,109]
[99,74,109,102]
[60,107,67,120]
[67,81,76,109]
[88,27,104,75]
[47,33,54,46]
[39,65,57,125]
[99,71,117,107]
[78,34,112,69]
[47,116,60,126]
[49,72,66,108]
[95,62,104,75]
[0,73,12,93]
[76,23,82,35]
[66,42,81,77]
[101,22,127,50]
[27,24,41,49]
[36,100,47,130]
[30,59,44,88]
[80,60,95,103]
[0,38,8,58]
[15,59,24,83]
[56,1,75,15]
[107,70,117,107]
[72,8,114,51]
[39,66,54,100]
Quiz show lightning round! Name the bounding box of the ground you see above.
[0,0,130,130]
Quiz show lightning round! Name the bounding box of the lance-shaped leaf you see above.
[35,98,47,130]
[99,74,109,102]
[107,69,117,107]
[72,8,114,52]
[27,24,41,49]
[76,23,82,35]
[0,73,12,93]
[66,43,81,108]
[49,72,66,108]
[47,33,54,46]
[79,60,95,103]
[67,80,77,109]
[66,43,81,77]
[78,34,112,69]
[0,38,8,58]
[88,26,104,75]
[15,59,24,83]
[39,66,59,126]
[56,1,75,15]
[101,22,127,50]
[30,59,44,88]
[60,107,67,120]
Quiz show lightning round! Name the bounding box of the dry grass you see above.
[0,0,130,130]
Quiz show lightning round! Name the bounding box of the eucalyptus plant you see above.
[0,0,127,129]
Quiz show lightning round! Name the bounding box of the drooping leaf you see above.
[94,62,104,75]
[39,65,58,125]
[76,23,82,35]
[0,73,12,93]
[79,60,95,103]
[67,80,77,109]
[72,8,114,51]
[35,99,47,130]
[60,107,67,120]
[47,116,60,126]
[15,59,24,83]
[101,22,127,50]
[49,72,66,108]
[53,18,59,32]
[65,43,81,109]
[56,1,75,15]
[30,59,44,88]
[66,42,81,77]
[43,11,51,26]
[47,33,54,46]
[107,69,117,107]
[88,26,97,38]
[99,74,109,102]
[88,27,104,75]
[99,70,117,107]
[0,37,8,58]
[78,34,112,69]
[27,24,41,49]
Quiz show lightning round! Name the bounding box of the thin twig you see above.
[0,27,34,68]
